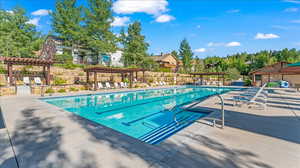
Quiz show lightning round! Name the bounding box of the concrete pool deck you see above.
[0,88,300,168]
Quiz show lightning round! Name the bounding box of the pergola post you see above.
[200,75,203,85]
[142,71,145,83]
[86,71,90,83]
[130,72,133,88]
[135,71,138,81]
[217,74,220,86]
[46,65,50,85]
[268,73,271,83]
[94,72,97,91]
[121,73,124,82]
[193,74,196,85]
[7,63,13,86]
[222,75,225,86]
[252,74,256,84]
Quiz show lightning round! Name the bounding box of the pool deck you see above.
[0,87,300,168]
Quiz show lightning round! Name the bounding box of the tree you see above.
[85,0,117,58]
[0,7,41,58]
[52,0,84,47]
[121,21,149,67]
[179,39,193,72]
[171,50,179,59]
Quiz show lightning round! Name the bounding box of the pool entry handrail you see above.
[173,94,225,128]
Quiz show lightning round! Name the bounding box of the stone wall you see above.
[0,87,16,96]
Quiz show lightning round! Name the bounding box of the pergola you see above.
[0,57,54,86]
[190,72,227,85]
[84,67,146,90]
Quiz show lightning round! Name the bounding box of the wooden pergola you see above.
[0,57,54,86]
[84,67,146,90]
[190,72,227,86]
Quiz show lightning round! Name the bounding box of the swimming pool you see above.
[42,86,235,144]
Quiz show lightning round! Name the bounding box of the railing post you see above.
[217,94,225,128]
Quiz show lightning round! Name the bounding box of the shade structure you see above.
[0,57,53,86]
[84,67,146,90]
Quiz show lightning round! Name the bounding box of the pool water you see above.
[42,86,234,144]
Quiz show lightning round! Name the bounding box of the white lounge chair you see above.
[159,81,164,86]
[23,77,30,85]
[134,78,138,83]
[124,82,128,88]
[98,82,104,89]
[163,81,167,85]
[34,77,42,85]
[114,82,119,88]
[120,82,125,88]
[105,82,111,89]
[155,81,159,86]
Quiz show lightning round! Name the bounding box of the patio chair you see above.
[23,77,30,85]
[159,81,164,86]
[163,81,167,85]
[34,77,42,85]
[114,82,120,88]
[124,82,128,88]
[98,82,104,89]
[134,78,138,83]
[105,82,111,89]
[120,82,125,88]
[155,81,159,86]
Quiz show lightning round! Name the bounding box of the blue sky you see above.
[2,0,300,58]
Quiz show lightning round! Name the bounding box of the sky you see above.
[2,0,300,58]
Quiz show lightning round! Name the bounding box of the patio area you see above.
[0,88,300,168]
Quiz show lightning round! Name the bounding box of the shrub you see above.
[45,88,55,94]
[70,87,79,92]
[267,82,280,88]
[58,88,66,93]
[78,72,84,76]
[54,63,84,70]
[80,86,86,90]
[244,79,252,86]
[53,77,67,85]
[0,64,6,74]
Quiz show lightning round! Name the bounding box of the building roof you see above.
[249,62,289,75]
[287,62,300,67]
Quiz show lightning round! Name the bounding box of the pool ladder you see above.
[173,94,225,128]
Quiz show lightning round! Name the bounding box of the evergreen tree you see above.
[0,7,41,58]
[179,39,193,72]
[171,50,179,59]
[121,21,149,67]
[85,0,117,56]
[52,0,83,47]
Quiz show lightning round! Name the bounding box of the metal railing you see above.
[173,94,225,128]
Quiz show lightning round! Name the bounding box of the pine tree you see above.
[85,0,117,56]
[121,21,149,67]
[0,7,41,58]
[52,0,83,47]
[179,39,193,72]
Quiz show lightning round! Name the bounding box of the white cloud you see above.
[284,7,298,12]
[227,9,240,13]
[31,9,51,16]
[255,33,280,39]
[111,16,130,27]
[207,42,224,47]
[194,48,206,53]
[155,14,175,23]
[112,0,168,16]
[291,19,300,23]
[26,18,40,26]
[6,10,13,14]
[283,0,300,4]
[196,25,201,29]
[226,41,241,47]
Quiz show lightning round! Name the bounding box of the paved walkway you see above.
[0,88,299,168]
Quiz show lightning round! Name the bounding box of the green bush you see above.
[156,67,172,72]
[58,88,66,93]
[53,77,67,85]
[54,63,84,70]
[45,88,55,94]
[70,87,79,92]
[267,82,280,88]
[244,79,252,86]
[78,72,84,76]
[0,64,6,74]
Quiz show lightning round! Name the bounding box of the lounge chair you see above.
[134,78,138,83]
[155,81,159,86]
[105,82,111,89]
[98,82,104,89]
[34,77,42,85]
[23,77,30,85]
[232,84,267,109]
[114,82,119,88]
[120,82,125,88]
[163,81,167,85]
[159,81,164,86]
[124,82,128,88]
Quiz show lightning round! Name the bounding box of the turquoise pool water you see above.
[42,86,234,144]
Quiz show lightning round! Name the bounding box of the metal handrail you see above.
[173,93,225,128]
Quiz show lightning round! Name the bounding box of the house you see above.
[250,61,300,87]
[43,35,123,66]
[151,53,181,72]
